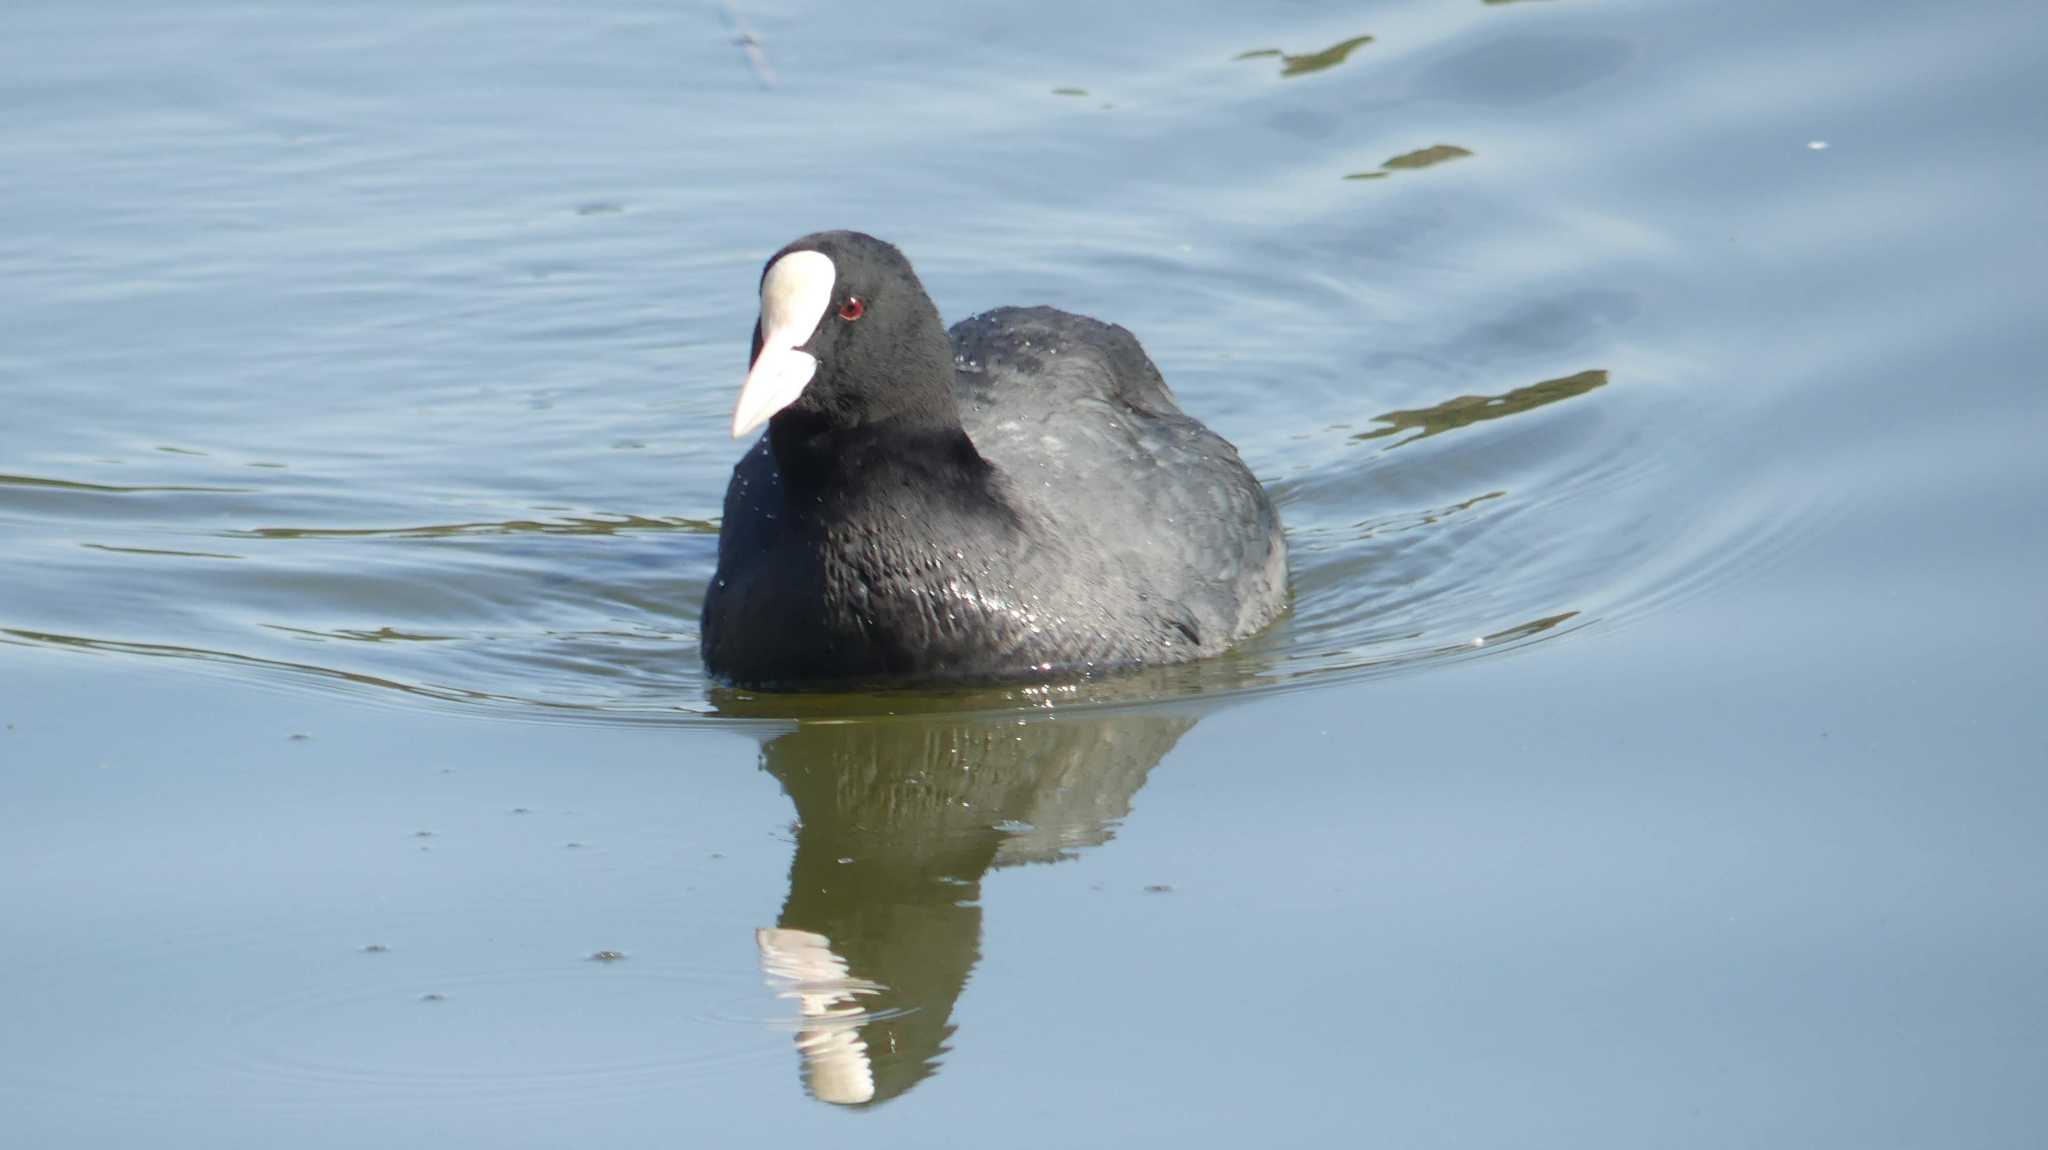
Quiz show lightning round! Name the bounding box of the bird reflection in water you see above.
[756,926,887,1105]
[730,706,1198,1106]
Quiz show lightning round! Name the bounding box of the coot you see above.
[702,231,1286,687]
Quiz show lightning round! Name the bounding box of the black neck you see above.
[769,411,989,493]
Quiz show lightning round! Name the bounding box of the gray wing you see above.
[948,307,1288,649]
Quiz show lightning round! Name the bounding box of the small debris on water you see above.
[589,950,627,963]
[1471,637,1486,647]
[413,830,434,838]
[420,992,447,1003]
[1143,884,1175,894]
[1807,139,1829,150]
[565,842,585,850]
[720,0,776,87]
[362,944,388,954]
[288,733,310,742]
[510,807,531,815]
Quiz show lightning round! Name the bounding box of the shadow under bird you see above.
[702,231,1287,687]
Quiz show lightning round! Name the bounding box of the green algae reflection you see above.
[1347,144,1474,181]
[1236,34,1373,77]
[1383,144,1474,170]
[1355,369,1608,448]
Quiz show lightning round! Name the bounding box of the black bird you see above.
[702,231,1286,687]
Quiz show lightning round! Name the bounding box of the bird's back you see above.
[948,307,1287,652]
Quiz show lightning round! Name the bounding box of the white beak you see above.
[733,249,837,437]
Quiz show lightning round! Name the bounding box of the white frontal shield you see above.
[733,249,837,437]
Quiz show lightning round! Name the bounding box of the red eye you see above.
[838,297,865,321]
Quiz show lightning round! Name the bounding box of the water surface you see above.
[3,0,2045,1144]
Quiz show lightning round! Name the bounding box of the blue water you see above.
[3,0,2045,1145]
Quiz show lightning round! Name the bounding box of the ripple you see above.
[228,514,717,541]
[211,964,776,1106]
[0,472,253,495]
[81,542,245,561]
[0,354,1742,727]
[0,11,1804,731]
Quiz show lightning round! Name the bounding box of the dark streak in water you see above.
[81,543,245,560]
[1353,491,1507,539]
[1354,370,1608,448]
[0,473,252,495]
[1235,34,1374,77]
[265,624,458,644]
[228,514,718,540]
[0,627,525,709]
